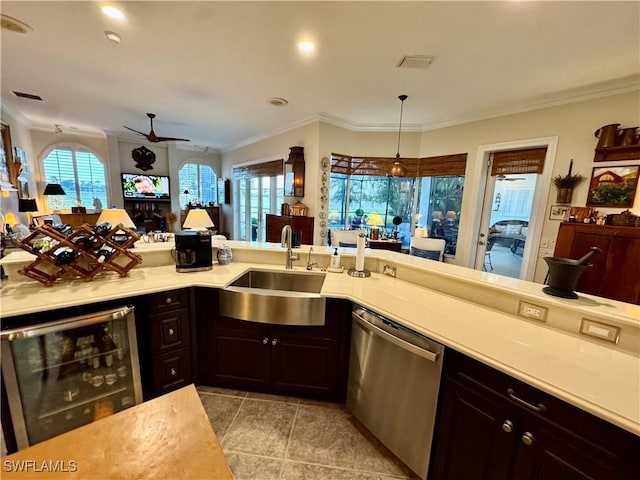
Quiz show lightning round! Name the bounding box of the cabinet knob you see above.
[502,420,514,433]
[262,337,269,345]
[521,432,535,446]
[170,368,177,376]
[165,297,172,304]
[168,328,175,336]
[271,339,278,346]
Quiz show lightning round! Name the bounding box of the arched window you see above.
[42,146,108,210]
[178,163,217,208]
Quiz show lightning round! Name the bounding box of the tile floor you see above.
[197,386,419,480]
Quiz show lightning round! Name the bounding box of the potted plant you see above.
[553,159,584,203]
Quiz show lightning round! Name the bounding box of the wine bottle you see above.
[94,246,115,263]
[94,222,112,237]
[52,247,78,265]
[52,224,73,235]
[72,234,100,251]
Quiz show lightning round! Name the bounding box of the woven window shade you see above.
[331,153,467,177]
[233,159,283,180]
[491,147,547,176]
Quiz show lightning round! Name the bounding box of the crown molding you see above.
[0,102,33,126]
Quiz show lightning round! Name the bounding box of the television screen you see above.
[122,173,170,201]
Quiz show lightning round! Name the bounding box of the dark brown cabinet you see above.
[197,293,351,401]
[265,214,314,245]
[145,289,193,396]
[430,350,639,480]
[554,222,640,304]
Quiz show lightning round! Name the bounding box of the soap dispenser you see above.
[330,247,341,270]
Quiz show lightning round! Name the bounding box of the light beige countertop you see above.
[0,385,233,479]
[1,241,639,436]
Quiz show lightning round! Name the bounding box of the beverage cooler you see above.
[1,306,143,449]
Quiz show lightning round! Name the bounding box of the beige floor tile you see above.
[298,398,347,410]
[246,391,301,404]
[223,399,298,457]
[281,461,390,480]
[286,405,359,469]
[198,392,244,438]
[197,385,248,397]
[225,453,283,480]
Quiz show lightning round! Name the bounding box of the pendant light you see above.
[387,94,408,177]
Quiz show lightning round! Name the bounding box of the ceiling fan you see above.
[123,113,190,143]
[496,175,525,181]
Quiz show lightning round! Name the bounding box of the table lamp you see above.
[366,213,385,240]
[183,208,214,231]
[18,198,38,226]
[43,183,66,212]
[96,208,136,229]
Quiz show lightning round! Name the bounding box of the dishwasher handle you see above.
[352,310,440,362]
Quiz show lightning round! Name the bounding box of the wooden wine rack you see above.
[17,224,142,286]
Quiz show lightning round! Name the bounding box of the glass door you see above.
[1,306,142,448]
[236,174,283,241]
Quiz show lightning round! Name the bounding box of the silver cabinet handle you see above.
[166,297,172,304]
[521,432,535,446]
[502,420,514,433]
[170,368,177,376]
[262,337,269,345]
[507,388,546,412]
[168,328,175,336]
[271,339,278,346]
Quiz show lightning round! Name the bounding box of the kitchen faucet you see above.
[281,225,299,269]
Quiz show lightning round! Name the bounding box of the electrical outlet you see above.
[518,301,548,322]
[383,265,397,277]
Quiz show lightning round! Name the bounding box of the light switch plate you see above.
[580,318,620,344]
[518,301,548,322]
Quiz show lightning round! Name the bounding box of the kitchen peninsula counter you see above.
[1,242,639,437]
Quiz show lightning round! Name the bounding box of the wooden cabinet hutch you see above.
[553,222,640,304]
[265,214,314,244]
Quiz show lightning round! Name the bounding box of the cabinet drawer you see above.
[148,289,189,313]
[150,309,191,353]
[152,347,192,393]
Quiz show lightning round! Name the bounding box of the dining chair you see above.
[410,237,446,261]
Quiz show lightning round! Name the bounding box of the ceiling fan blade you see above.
[154,136,191,142]
[123,125,148,137]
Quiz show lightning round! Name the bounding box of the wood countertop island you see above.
[1,385,233,479]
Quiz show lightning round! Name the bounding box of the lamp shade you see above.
[43,183,66,195]
[183,209,214,230]
[18,198,38,212]
[366,213,385,227]
[96,208,136,228]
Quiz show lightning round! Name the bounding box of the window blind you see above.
[491,147,547,176]
[233,159,283,180]
[331,153,467,177]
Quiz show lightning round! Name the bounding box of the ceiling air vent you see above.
[12,91,43,101]
[396,55,435,69]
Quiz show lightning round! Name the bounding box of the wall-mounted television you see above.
[122,173,170,201]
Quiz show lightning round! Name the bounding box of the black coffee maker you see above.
[174,231,213,272]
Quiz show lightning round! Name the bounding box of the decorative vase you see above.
[217,244,233,265]
[556,188,573,204]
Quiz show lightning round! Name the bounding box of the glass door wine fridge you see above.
[1,306,142,449]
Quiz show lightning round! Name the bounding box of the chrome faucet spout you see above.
[281,225,298,269]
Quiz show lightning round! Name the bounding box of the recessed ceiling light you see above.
[298,41,315,53]
[104,30,121,43]
[101,5,125,20]
[267,97,289,107]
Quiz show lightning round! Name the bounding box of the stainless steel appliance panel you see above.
[1,306,143,449]
[347,306,444,480]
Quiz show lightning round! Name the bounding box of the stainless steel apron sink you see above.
[220,270,327,326]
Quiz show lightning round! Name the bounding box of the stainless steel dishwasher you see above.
[347,305,444,480]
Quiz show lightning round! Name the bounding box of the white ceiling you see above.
[1,1,639,151]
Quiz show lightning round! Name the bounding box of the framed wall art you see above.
[549,205,569,220]
[586,165,639,208]
[1,122,13,184]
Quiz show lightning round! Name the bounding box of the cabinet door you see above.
[430,378,517,480]
[151,347,192,394]
[265,214,287,243]
[211,317,270,391]
[270,333,340,400]
[599,235,640,304]
[149,309,190,354]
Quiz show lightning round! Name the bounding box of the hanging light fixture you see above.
[387,94,408,177]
